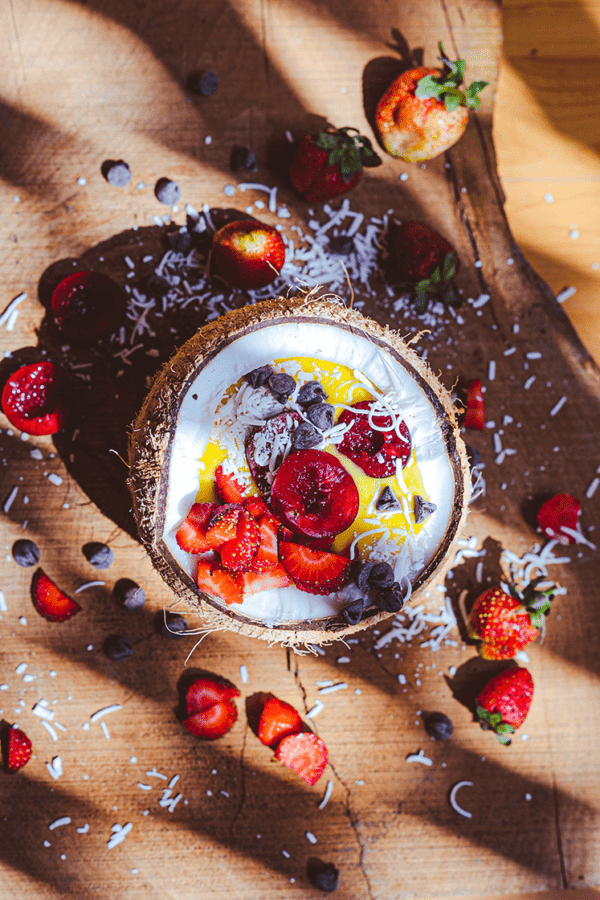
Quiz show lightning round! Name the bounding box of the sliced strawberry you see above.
[537,493,581,544]
[197,560,245,605]
[258,697,303,748]
[176,502,218,554]
[215,464,246,504]
[292,574,348,595]
[205,503,243,548]
[183,676,240,739]
[1,361,68,436]
[242,565,291,596]
[275,732,328,785]
[219,509,261,572]
[242,495,271,520]
[464,379,486,430]
[31,569,82,622]
[279,542,350,590]
[250,515,279,572]
[5,727,32,772]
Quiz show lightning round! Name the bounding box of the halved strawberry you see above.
[1,361,68,436]
[197,560,245,605]
[275,732,328,785]
[258,697,303,748]
[219,509,261,572]
[242,565,291,596]
[292,574,349,595]
[5,726,32,772]
[31,569,82,622]
[242,495,271,520]
[176,502,218,554]
[183,676,240,739]
[279,542,351,591]
[537,493,580,544]
[464,379,486,430]
[215,464,246,504]
[250,515,279,572]
[205,503,243,548]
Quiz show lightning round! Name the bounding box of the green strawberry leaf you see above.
[495,732,513,745]
[441,251,457,281]
[327,147,343,166]
[489,713,503,728]
[314,133,338,151]
[415,75,445,100]
[354,136,382,168]
[530,612,544,630]
[476,704,492,724]
[430,265,442,285]
[340,142,362,182]
[465,96,481,111]
[444,90,465,112]
[495,722,516,734]
[466,80,489,98]
[442,284,461,307]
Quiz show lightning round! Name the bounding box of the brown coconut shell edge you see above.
[127,294,472,648]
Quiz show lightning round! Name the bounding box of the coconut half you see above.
[128,295,471,646]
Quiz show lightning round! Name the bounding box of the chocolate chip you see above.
[244,365,273,388]
[230,145,257,172]
[424,712,453,740]
[188,70,219,96]
[375,485,401,512]
[308,860,339,892]
[341,598,365,626]
[167,228,193,253]
[103,635,133,661]
[155,178,181,206]
[306,403,335,431]
[368,561,395,589]
[143,273,171,297]
[161,613,188,638]
[414,495,437,524]
[465,444,481,468]
[101,160,132,187]
[327,235,354,256]
[292,421,321,450]
[353,561,374,594]
[297,381,327,407]
[375,581,405,612]
[114,578,146,611]
[267,372,295,403]
[12,539,40,568]
[83,542,114,569]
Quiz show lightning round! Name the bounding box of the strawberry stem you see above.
[414,42,488,112]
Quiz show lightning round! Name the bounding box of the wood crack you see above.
[329,762,376,900]
[552,777,569,888]
[227,727,248,845]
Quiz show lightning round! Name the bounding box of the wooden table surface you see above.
[1,1,600,898]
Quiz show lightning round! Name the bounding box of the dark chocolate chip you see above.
[375,485,401,512]
[368,561,395,589]
[375,581,405,612]
[155,178,181,206]
[465,444,481,468]
[101,159,132,187]
[167,228,193,253]
[244,365,273,389]
[308,860,340,892]
[103,635,133,661]
[306,403,335,431]
[353,561,374,594]
[296,381,327,407]
[114,578,146,611]
[230,145,257,172]
[188,70,219,96]
[12,539,40,568]
[143,273,171,298]
[83,542,114,569]
[161,613,188,638]
[327,235,354,256]
[414,494,437,524]
[424,712,454,740]
[267,372,295,403]
[341,598,365,626]
[292,420,321,450]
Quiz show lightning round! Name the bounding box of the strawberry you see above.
[393,222,460,313]
[215,464,246,503]
[242,565,291,596]
[476,667,534,744]
[275,732,328,785]
[51,270,126,342]
[31,569,82,622]
[537,493,581,544]
[5,726,33,772]
[1,361,68,436]
[467,577,556,660]
[242,495,271,520]
[258,697,303,748]
[176,502,218,554]
[337,400,411,477]
[197,560,245,605]
[279,542,350,594]
[219,508,260,572]
[290,126,381,203]
[464,379,486,430]
[183,676,240,739]
[250,515,279,573]
[375,42,488,161]
[205,503,243,548]
[212,219,285,290]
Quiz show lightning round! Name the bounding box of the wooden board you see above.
[1,0,600,897]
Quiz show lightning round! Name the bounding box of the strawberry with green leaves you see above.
[394,221,460,313]
[290,127,381,203]
[467,577,556,660]
[476,666,534,744]
[376,42,488,161]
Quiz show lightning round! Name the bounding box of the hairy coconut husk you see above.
[127,293,471,648]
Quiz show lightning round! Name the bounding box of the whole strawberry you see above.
[212,219,286,290]
[376,42,488,161]
[467,577,555,660]
[537,492,581,544]
[290,127,381,203]
[394,221,459,312]
[476,667,534,744]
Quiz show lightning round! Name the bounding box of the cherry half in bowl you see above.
[51,270,126,342]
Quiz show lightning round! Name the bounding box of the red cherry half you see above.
[51,270,126,341]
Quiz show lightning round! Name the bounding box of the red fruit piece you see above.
[242,565,291,596]
[242,495,271,520]
[1,362,68,436]
[219,509,261,572]
[290,127,381,203]
[31,569,81,622]
[275,732,328,785]
[250,515,279,573]
[271,449,359,539]
[258,697,303,748]
[476,667,534,744]
[176,502,218,554]
[394,221,459,312]
[246,410,303,496]
[183,677,240,739]
[279,541,350,593]
[464,379,486,430]
[467,578,555,660]
[212,219,286,290]
[5,727,32,772]
[337,400,411,478]
[205,504,243,548]
[215,464,246,503]
[197,560,245,605]
[537,493,581,544]
[51,270,127,342]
